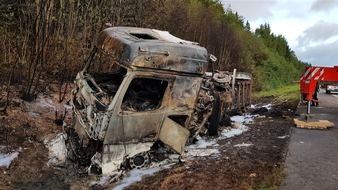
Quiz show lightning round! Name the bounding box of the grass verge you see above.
[254,84,300,102]
[255,166,285,190]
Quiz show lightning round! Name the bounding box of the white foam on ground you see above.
[234,143,253,147]
[90,161,176,189]
[184,135,220,158]
[231,114,254,124]
[25,96,72,117]
[36,98,56,111]
[184,114,255,158]
[0,146,20,168]
[277,135,289,139]
[219,114,250,138]
[251,114,266,119]
[0,152,19,168]
[184,148,220,157]
[221,126,248,138]
[263,104,273,110]
[44,133,68,167]
[112,166,171,190]
[193,136,218,148]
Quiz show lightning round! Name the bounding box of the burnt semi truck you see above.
[69,27,251,174]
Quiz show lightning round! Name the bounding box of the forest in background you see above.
[0,0,308,103]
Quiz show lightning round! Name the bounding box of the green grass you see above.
[254,84,300,102]
[255,166,285,190]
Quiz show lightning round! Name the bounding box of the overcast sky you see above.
[221,0,338,67]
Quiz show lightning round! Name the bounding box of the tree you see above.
[0,0,307,102]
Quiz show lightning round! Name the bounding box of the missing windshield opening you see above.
[122,78,168,111]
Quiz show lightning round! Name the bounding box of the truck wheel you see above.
[219,114,231,127]
[326,90,331,94]
[209,93,220,136]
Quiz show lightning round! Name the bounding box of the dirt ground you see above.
[0,86,297,190]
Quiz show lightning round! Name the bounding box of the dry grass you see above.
[255,166,285,190]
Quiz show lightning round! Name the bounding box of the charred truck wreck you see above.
[69,27,251,174]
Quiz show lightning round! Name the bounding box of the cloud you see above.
[297,21,338,46]
[296,39,338,67]
[310,0,338,12]
[220,0,338,67]
[221,0,277,20]
[281,1,311,19]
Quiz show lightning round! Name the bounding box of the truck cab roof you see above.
[95,27,209,75]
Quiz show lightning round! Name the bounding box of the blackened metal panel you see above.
[116,110,166,143]
[103,72,170,145]
[169,76,202,110]
[95,27,209,75]
[158,117,189,154]
[132,55,208,75]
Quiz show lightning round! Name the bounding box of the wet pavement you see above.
[280,91,338,190]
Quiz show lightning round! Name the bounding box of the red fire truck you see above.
[300,66,338,114]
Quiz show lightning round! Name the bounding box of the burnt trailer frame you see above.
[71,27,209,173]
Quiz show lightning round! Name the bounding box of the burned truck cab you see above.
[71,27,209,173]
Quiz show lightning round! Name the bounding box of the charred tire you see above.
[128,152,151,169]
[209,93,220,136]
[219,114,231,127]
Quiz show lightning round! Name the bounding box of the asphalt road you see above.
[280,91,338,190]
